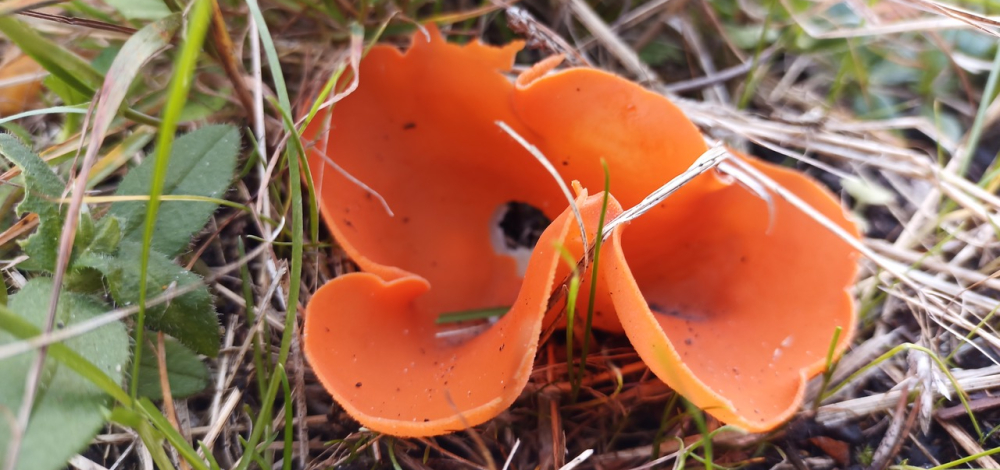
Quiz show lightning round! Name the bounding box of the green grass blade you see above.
[131,0,214,400]
[579,161,611,388]
[567,273,580,400]
[270,104,307,368]
[235,364,286,470]
[138,398,210,470]
[281,369,293,470]
[245,0,291,112]
[435,307,509,324]
[0,105,89,126]
[961,48,1000,178]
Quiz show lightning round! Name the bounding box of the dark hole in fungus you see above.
[498,201,551,250]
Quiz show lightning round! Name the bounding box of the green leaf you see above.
[109,124,239,256]
[0,134,65,272]
[0,277,129,470]
[79,241,219,356]
[136,335,209,399]
[78,215,122,257]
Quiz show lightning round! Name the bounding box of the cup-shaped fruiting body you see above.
[303,25,859,436]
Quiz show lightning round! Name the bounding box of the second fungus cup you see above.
[303,25,859,436]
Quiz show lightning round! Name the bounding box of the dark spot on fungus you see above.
[356,382,362,388]
[344,219,354,228]
[424,418,430,422]
[402,122,416,130]
[324,327,330,333]
[499,343,505,351]
[402,216,410,224]
[684,338,693,346]
[562,160,569,166]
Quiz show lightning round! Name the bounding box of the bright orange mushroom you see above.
[302,25,859,437]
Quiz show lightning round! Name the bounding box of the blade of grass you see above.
[131,0,214,400]
[248,0,305,375]
[281,369,293,470]
[198,441,221,470]
[928,446,1000,470]
[238,239,269,400]
[137,398,210,470]
[554,244,582,401]
[245,0,290,112]
[109,407,177,470]
[435,307,510,324]
[578,161,610,392]
[812,326,843,409]
[0,105,88,126]
[684,399,713,470]
[234,364,286,470]
[960,47,1000,178]
[566,273,581,400]
[270,104,308,368]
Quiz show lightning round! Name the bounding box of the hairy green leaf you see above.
[0,134,65,271]
[136,335,210,399]
[79,241,219,356]
[75,215,122,258]
[0,278,128,470]
[109,124,239,256]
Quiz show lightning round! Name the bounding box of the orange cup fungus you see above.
[302,25,859,437]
